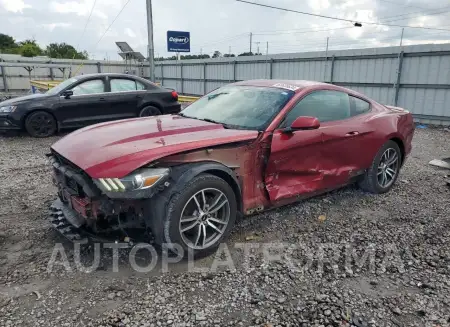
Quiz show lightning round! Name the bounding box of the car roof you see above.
[232,79,329,92]
[75,73,147,80]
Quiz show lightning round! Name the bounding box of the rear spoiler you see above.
[385,105,409,113]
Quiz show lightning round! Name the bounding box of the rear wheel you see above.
[160,174,237,258]
[25,111,57,138]
[359,140,401,194]
[139,106,161,117]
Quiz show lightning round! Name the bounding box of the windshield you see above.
[181,86,294,130]
[45,77,78,95]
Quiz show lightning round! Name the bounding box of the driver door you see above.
[57,77,109,127]
[265,90,360,203]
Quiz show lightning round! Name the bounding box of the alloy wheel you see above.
[29,113,54,137]
[377,148,399,188]
[179,188,230,250]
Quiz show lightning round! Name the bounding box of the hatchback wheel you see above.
[139,106,161,117]
[359,140,401,194]
[161,174,237,258]
[25,111,57,138]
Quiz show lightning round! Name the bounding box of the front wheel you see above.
[161,174,237,258]
[24,111,57,137]
[359,140,402,194]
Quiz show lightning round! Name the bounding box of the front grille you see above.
[50,151,101,199]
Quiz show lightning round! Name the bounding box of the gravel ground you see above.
[0,127,449,327]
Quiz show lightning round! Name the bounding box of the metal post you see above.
[203,63,207,95]
[399,28,404,48]
[0,63,8,92]
[249,32,253,53]
[233,61,237,82]
[394,51,404,106]
[180,62,184,94]
[323,37,329,82]
[49,61,54,80]
[146,0,155,81]
[269,59,274,79]
[160,64,164,86]
[330,55,335,83]
[97,62,101,73]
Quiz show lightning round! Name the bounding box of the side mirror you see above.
[62,90,73,99]
[283,116,320,133]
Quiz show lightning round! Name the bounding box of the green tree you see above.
[17,39,43,57]
[45,43,88,60]
[0,33,18,53]
[212,51,222,58]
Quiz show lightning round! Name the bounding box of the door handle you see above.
[99,97,106,101]
[345,131,359,136]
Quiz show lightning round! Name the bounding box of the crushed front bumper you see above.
[49,199,132,243]
[49,199,88,242]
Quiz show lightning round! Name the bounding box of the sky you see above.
[0,0,449,60]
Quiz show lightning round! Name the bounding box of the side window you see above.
[351,96,370,116]
[136,81,146,90]
[110,79,137,92]
[282,90,351,127]
[70,79,105,95]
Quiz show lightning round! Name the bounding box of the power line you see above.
[254,26,353,36]
[76,0,98,49]
[380,7,450,23]
[236,0,450,32]
[376,0,429,10]
[93,0,133,50]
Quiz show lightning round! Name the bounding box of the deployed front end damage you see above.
[48,152,171,242]
[47,139,260,244]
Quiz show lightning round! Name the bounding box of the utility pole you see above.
[266,41,268,55]
[399,28,404,47]
[324,37,329,81]
[146,0,155,82]
[249,32,253,53]
[256,42,260,55]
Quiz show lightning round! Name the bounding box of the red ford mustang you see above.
[49,80,415,257]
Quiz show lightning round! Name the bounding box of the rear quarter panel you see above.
[140,90,180,114]
[360,103,414,167]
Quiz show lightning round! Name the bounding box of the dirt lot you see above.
[0,128,449,327]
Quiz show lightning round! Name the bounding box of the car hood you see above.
[0,93,47,106]
[51,115,259,178]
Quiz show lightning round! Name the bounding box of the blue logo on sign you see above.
[167,31,190,53]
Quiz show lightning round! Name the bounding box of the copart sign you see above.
[167,31,190,53]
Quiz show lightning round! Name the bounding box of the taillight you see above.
[171,90,178,101]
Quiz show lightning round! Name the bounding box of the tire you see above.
[358,140,402,194]
[24,111,57,138]
[139,106,161,117]
[161,174,237,258]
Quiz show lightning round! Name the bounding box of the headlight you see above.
[0,105,17,113]
[94,168,169,192]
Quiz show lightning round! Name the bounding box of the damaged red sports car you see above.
[49,80,415,257]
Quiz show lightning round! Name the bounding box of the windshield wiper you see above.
[199,118,233,129]
[207,92,228,100]
[179,113,234,129]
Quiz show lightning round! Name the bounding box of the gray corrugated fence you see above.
[156,44,450,126]
[0,54,148,93]
[1,44,449,125]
